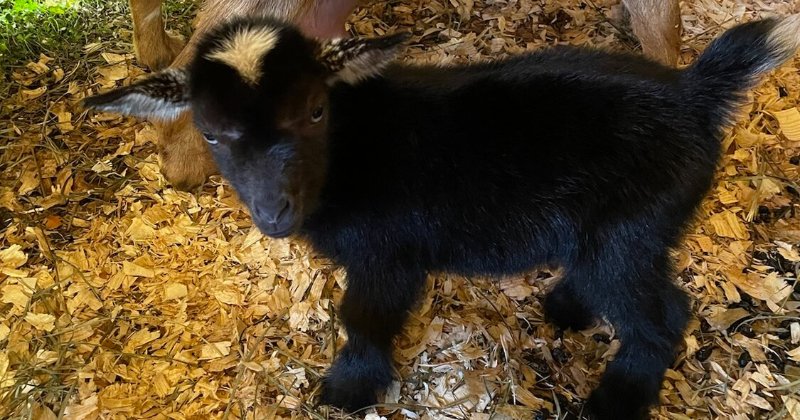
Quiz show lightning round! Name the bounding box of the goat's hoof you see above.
[318,375,378,413]
[586,382,652,420]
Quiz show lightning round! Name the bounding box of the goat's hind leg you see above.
[576,247,689,419]
[623,0,682,66]
[130,0,186,70]
[320,265,427,412]
[544,274,596,331]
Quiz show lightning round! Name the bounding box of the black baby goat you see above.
[84,15,800,419]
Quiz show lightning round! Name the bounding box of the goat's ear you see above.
[82,68,190,121]
[318,32,410,84]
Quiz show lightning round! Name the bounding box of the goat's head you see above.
[84,18,408,237]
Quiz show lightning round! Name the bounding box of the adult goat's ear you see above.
[82,68,190,121]
[318,32,410,85]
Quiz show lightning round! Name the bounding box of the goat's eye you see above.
[202,132,218,145]
[310,106,324,123]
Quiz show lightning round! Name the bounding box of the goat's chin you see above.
[266,230,294,239]
[256,222,300,239]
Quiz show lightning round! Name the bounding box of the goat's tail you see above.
[682,15,800,120]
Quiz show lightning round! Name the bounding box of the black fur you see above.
[83,16,798,419]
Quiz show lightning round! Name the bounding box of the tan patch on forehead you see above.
[205,26,280,85]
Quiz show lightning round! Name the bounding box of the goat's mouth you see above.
[263,224,297,239]
[253,218,300,238]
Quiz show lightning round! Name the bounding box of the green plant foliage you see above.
[0,0,129,67]
[0,0,198,68]
[11,0,76,13]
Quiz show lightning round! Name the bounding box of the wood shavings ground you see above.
[1,0,800,419]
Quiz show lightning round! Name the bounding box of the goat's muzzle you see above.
[250,197,297,238]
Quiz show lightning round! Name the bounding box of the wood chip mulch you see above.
[1,0,800,419]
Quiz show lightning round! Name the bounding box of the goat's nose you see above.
[252,198,296,238]
[263,199,290,224]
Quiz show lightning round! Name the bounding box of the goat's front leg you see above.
[130,0,185,70]
[153,114,217,191]
[320,265,426,412]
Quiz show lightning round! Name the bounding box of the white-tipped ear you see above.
[83,68,190,121]
[318,32,410,85]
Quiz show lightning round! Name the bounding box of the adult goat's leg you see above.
[320,265,427,412]
[298,0,360,38]
[154,114,217,191]
[623,0,682,66]
[130,0,185,70]
[577,243,689,419]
